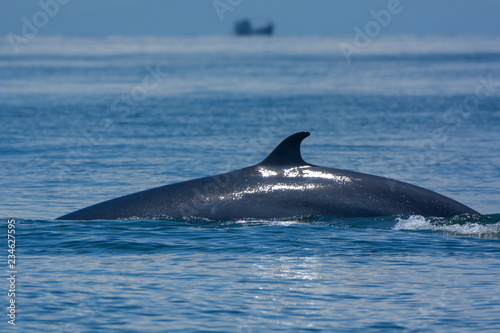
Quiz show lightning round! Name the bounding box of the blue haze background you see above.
[1,1,500,332]
[1,0,500,36]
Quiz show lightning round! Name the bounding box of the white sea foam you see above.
[393,215,433,230]
[394,215,500,238]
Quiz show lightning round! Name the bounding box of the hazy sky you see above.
[2,0,500,37]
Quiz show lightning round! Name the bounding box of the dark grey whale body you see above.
[57,132,478,220]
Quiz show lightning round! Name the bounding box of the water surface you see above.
[1,35,500,332]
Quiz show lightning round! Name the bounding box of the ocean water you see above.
[1,35,500,332]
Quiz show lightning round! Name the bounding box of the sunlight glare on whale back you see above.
[259,166,356,184]
[219,183,324,201]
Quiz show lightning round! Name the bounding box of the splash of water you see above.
[393,215,500,239]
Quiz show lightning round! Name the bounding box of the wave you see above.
[5,213,499,243]
[393,214,500,239]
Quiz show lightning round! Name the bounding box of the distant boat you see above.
[234,19,273,36]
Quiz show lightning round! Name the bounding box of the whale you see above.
[57,132,479,220]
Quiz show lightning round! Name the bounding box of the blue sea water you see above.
[1,35,500,332]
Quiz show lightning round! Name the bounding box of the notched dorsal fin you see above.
[259,131,311,166]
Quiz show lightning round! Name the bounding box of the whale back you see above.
[57,132,479,220]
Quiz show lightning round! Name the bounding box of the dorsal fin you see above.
[259,131,311,166]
